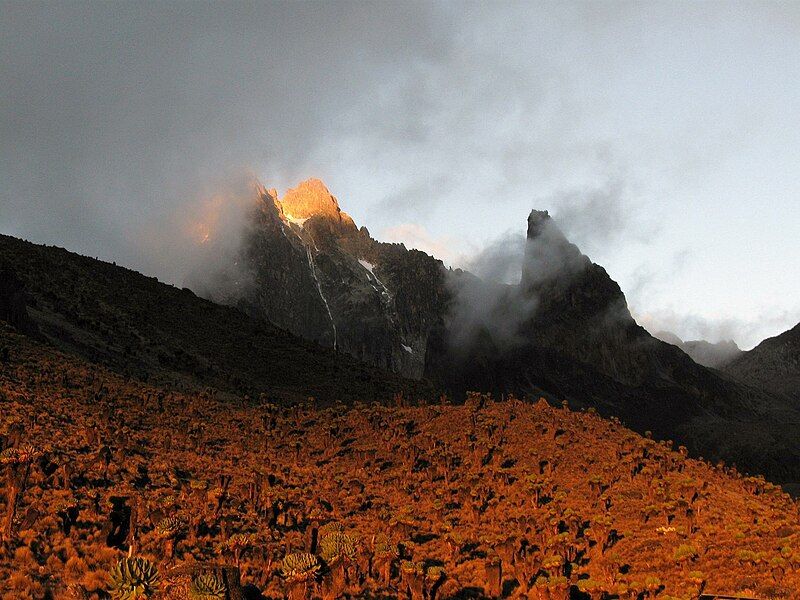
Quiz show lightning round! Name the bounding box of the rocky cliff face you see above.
[235,179,449,379]
[228,181,772,408]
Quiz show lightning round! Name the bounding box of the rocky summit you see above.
[235,179,448,379]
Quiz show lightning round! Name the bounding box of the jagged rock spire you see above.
[522,209,588,289]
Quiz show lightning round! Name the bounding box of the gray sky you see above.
[2,1,799,349]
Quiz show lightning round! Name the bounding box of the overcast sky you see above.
[2,1,799,349]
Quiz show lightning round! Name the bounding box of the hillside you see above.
[724,322,800,403]
[2,324,799,599]
[0,234,433,405]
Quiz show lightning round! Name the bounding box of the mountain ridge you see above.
[724,321,800,402]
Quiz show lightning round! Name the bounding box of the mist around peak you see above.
[445,210,608,354]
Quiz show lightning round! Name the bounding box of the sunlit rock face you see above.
[237,179,448,378]
[277,178,357,231]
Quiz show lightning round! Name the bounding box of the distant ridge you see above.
[654,330,742,368]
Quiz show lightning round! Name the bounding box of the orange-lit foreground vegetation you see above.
[1,324,798,599]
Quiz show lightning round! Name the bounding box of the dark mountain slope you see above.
[0,234,433,404]
[724,322,800,402]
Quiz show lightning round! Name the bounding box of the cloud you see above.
[147,172,259,297]
[369,175,453,221]
[0,1,450,285]
[445,271,537,353]
[446,214,593,352]
[460,232,527,285]
[621,248,800,350]
[548,181,658,255]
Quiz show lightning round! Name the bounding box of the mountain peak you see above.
[527,208,550,226]
[526,209,572,246]
[522,208,587,288]
[526,209,552,240]
[281,178,341,218]
[275,178,356,231]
